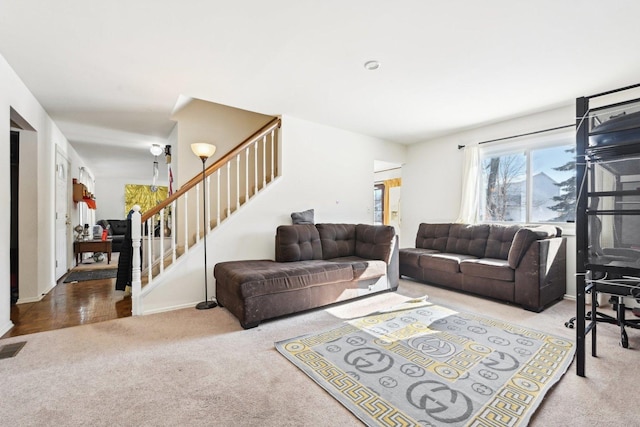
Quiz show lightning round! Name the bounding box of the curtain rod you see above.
[457,123,575,150]
[586,82,640,100]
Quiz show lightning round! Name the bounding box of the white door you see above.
[55,151,70,279]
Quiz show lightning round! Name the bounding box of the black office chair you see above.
[589,214,640,268]
[589,275,640,348]
[566,216,640,348]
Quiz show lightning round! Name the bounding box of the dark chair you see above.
[588,213,640,268]
[566,214,640,347]
[97,219,127,252]
[587,275,640,348]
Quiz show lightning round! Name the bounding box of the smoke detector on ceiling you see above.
[364,60,380,71]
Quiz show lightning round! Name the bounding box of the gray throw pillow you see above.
[291,209,314,224]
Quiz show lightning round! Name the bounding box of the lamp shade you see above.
[191,143,217,159]
[150,144,164,156]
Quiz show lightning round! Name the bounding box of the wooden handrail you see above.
[141,117,281,222]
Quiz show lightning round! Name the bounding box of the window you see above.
[478,133,575,224]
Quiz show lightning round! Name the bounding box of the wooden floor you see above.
[2,268,132,338]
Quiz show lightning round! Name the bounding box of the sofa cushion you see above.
[214,260,354,299]
[460,258,515,282]
[416,223,451,252]
[98,219,128,236]
[400,248,439,267]
[485,224,521,260]
[354,224,395,262]
[106,219,128,236]
[419,253,477,274]
[327,256,387,281]
[445,224,490,257]
[275,224,322,262]
[317,223,356,259]
[507,228,539,268]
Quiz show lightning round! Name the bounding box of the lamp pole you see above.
[192,143,218,310]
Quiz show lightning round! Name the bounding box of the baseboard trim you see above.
[15,282,56,305]
[0,320,15,337]
[16,295,44,304]
[142,301,200,316]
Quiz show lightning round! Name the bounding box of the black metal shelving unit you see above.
[575,83,640,377]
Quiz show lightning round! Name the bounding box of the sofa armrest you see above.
[387,236,399,289]
[507,228,538,268]
[514,237,566,311]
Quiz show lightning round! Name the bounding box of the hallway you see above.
[3,264,131,338]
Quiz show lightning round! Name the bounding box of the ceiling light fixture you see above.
[364,60,380,71]
[149,144,164,192]
[150,144,164,157]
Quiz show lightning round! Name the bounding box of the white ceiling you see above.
[2,0,640,175]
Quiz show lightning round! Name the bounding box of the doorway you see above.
[10,131,19,304]
[373,160,402,236]
[55,149,70,280]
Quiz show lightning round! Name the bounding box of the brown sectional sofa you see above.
[400,223,566,312]
[215,223,398,329]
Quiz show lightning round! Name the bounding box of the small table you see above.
[74,239,113,265]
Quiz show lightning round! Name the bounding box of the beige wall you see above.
[169,98,275,246]
[171,97,274,188]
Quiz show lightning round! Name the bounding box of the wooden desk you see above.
[74,239,113,265]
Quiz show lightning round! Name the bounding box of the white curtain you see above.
[456,144,480,224]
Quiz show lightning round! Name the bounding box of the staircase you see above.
[128,117,281,315]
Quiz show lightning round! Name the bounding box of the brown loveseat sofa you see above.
[400,223,566,312]
[215,223,398,329]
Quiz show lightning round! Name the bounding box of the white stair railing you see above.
[130,118,280,315]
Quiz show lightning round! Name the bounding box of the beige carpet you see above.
[72,252,119,271]
[0,279,637,426]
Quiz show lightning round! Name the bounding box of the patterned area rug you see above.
[275,299,575,427]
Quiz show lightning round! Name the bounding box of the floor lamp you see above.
[191,142,218,310]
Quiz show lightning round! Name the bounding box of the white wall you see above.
[141,115,407,313]
[95,175,169,220]
[0,54,94,334]
[91,131,172,220]
[63,143,97,272]
[402,104,577,298]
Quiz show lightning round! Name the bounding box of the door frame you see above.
[55,147,71,279]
